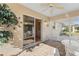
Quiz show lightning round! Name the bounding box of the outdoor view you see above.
[60,16,79,36]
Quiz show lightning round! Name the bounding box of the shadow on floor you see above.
[44,40,66,56]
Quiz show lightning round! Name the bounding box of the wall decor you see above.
[53,22,56,29]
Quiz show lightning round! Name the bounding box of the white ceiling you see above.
[21,3,79,16]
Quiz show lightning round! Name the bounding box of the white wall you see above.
[41,19,68,41]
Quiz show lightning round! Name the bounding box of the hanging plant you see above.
[0,31,13,43]
[0,4,18,26]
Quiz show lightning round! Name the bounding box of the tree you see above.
[0,4,18,26]
[0,4,18,44]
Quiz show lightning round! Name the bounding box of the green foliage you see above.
[62,26,69,32]
[0,31,12,43]
[75,27,79,30]
[60,26,70,36]
[0,4,18,25]
[0,4,18,44]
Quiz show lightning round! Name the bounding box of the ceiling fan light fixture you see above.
[48,3,54,7]
[48,3,64,9]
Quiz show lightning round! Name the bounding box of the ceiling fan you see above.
[41,3,64,12]
[41,3,64,27]
[40,3,64,13]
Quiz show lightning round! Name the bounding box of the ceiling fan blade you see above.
[47,3,56,7]
[41,6,50,12]
[52,3,64,9]
[39,3,50,11]
[40,3,49,8]
[55,5,64,9]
